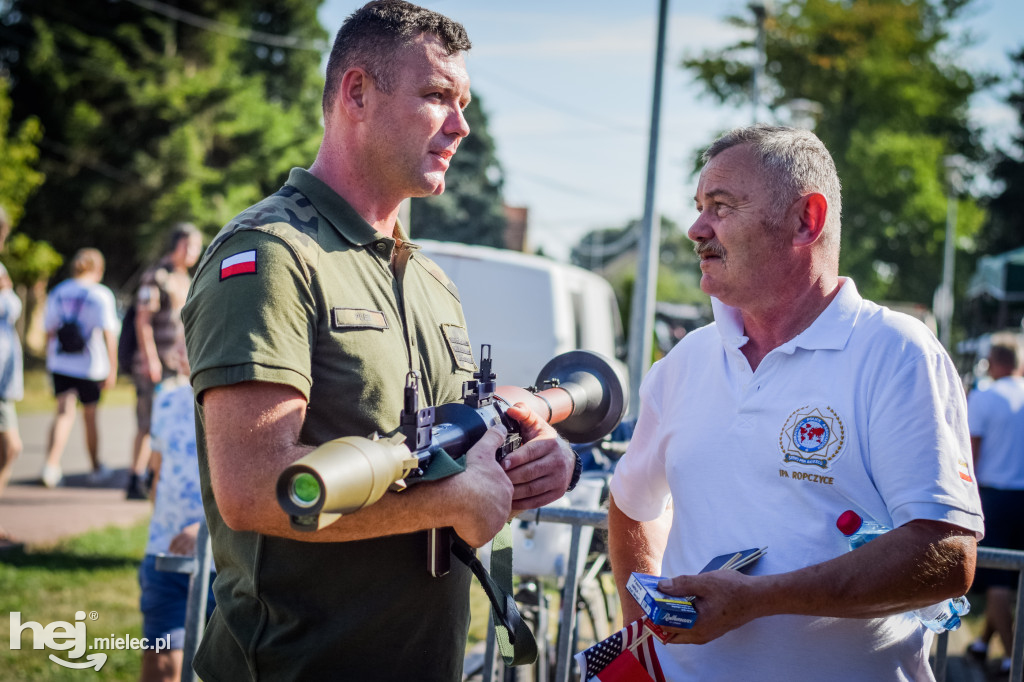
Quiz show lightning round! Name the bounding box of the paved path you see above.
[0,403,151,546]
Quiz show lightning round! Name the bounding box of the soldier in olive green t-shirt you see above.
[182,4,575,681]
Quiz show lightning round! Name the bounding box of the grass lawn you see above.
[0,518,500,682]
[0,522,150,681]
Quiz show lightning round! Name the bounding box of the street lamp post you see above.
[936,156,964,350]
[749,2,767,123]
[626,0,669,417]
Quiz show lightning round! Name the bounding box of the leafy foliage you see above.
[681,0,987,304]
[0,75,58,288]
[409,92,507,247]
[0,77,44,230]
[0,0,327,287]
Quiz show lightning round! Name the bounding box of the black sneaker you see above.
[125,473,149,500]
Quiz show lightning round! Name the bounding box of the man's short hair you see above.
[71,248,105,277]
[322,0,471,117]
[988,332,1022,372]
[704,125,843,254]
[166,221,200,254]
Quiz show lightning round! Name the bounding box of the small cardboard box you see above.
[626,572,697,629]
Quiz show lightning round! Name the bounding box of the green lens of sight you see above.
[291,473,322,507]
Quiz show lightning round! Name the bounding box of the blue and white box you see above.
[626,572,698,629]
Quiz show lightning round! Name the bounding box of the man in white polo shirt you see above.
[608,125,984,681]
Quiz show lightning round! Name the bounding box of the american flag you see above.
[574,619,666,682]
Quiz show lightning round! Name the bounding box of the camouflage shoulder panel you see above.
[197,188,323,277]
[411,251,460,301]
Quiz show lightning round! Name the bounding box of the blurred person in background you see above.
[127,222,202,500]
[965,333,1024,677]
[138,341,215,682]
[0,205,23,549]
[41,248,119,488]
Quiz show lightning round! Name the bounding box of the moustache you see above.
[694,242,726,260]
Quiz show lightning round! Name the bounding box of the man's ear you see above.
[793,192,828,247]
[336,68,373,122]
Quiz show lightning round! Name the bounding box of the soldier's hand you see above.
[501,402,574,510]
[448,424,514,547]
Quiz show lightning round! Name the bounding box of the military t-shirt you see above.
[182,168,478,682]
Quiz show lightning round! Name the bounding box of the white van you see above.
[415,240,628,389]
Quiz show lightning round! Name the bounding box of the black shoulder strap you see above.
[451,528,538,667]
[61,291,89,323]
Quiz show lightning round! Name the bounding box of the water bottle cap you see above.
[836,510,864,536]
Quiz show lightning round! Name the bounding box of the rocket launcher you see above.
[276,346,627,532]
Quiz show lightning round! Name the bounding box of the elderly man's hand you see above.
[653,569,765,644]
[500,402,575,510]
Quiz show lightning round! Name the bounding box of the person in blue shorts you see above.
[138,345,214,682]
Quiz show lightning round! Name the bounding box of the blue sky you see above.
[319,0,1024,261]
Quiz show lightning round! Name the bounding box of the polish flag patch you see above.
[220,250,257,280]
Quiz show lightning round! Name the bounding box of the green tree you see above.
[0,0,327,287]
[571,216,705,345]
[979,46,1024,255]
[409,92,507,247]
[0,77,44,231]
[682,0,986,304]
[0,74,61,353]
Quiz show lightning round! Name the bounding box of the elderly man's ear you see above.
[793,193,828,247]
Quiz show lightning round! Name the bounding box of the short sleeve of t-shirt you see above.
[609,359,672,522]
[866,350,982,535]
[184,229,317,402]
[92,286,119,332]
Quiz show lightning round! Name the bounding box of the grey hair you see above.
[704,124,842,255]
[322,0,471,118]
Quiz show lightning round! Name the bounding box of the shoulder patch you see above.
[220,250,257,280]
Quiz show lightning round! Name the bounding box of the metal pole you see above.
[750,3,767,123]
[399,198,412,236]
[626,0,669,417]
[180,523,211,682]
[553,524,585,682]
[937,157,961,350]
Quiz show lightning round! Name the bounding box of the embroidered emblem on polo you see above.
[779,406,846,471]
[220,250,257,280]
[956,455,974,483]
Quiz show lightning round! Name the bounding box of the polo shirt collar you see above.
[713,277,861,354]
[284,167,411,247]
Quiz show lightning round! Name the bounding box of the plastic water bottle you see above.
[835,510,970,632]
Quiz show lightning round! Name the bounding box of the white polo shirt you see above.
[610,278,983,682]
[967,375,1024,489]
